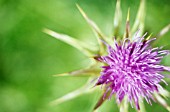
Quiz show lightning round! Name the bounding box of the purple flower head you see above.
[95,33,170,110]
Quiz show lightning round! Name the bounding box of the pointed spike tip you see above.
[76,4,87,19]
[43,28,51,35]
[124,8,130,39]
[131,0,145,35]
[146,33,153,40]
[53,73,69,77]
[127,8,130,22]
[76,3,106,54]
[113,0,122,37]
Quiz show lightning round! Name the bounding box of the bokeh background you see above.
[0,0,170,112]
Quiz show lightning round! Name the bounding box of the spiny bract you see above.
[44,0,170,111]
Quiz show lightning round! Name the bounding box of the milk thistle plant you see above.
[44,0,170,111]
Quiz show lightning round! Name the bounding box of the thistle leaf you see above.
[43,28,94,57]
[131,0,145,36]
[76,4,106,54]
[113,0,122,37]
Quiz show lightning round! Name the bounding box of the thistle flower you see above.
[43,0,170,111]
[95,34,170,110]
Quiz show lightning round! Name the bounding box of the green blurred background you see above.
[0,0,170,112]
